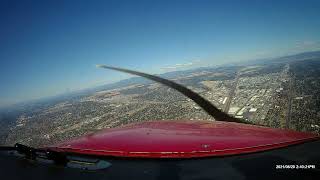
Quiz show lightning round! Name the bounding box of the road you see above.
[286,73,293,129]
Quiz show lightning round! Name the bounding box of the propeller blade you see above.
[97,65,248,124]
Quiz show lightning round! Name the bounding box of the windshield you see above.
[0,0,320,148]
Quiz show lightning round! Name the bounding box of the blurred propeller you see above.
[97,65,249,124]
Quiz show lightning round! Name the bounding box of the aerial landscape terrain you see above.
[1,51,320,147]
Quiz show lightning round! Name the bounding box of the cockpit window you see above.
[0,0,320,147]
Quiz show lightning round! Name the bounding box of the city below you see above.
[1,51,320,147]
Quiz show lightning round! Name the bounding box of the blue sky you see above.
[0,0,320,107]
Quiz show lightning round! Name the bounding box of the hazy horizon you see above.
[1,49,319,109]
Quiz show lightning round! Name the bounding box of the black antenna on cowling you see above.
[97,65,249,124]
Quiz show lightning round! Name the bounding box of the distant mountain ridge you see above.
[96,50,320,91]
[242,50,320,65]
